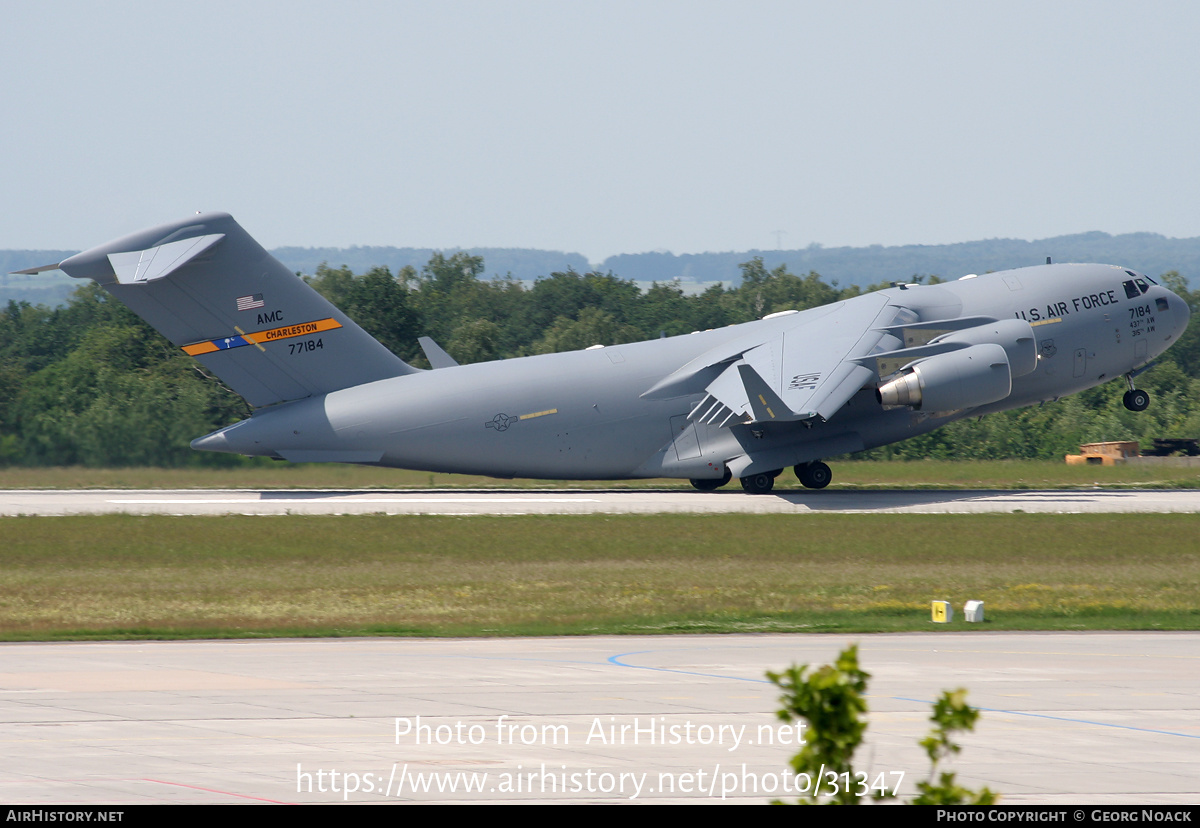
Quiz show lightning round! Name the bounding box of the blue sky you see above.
[4,0,1198,264]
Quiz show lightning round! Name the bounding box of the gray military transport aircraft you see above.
[17,212,1191,494]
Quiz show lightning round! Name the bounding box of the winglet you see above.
[418,336,460,369]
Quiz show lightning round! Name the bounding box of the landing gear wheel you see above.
[740,472,775,495]
[1123,389,1150,412]
[690,470,732,492]
[795,461,832,490]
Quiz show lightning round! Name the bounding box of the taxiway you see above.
[2,633,1196,804]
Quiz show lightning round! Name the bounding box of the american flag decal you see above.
[236,293,265,311]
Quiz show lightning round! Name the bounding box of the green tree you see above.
[409,252,488,345]
[729,258,857,323]
[307,264,420,361]
[448,318,504,364]
[767,645,872,804]
[531,307,640,354]
[912,690,999,805]
[15,323,248,466]
[769,645,998,805]
[632,281,697,338]
[522,270,642,338]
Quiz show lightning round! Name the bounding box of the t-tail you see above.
[44,212,418,408]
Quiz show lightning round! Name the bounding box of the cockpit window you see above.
[1135,278,1149,294]
[1123,280,1140,299]
[1124,270,1158,287]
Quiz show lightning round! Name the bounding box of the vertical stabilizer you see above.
[58,212,418,407]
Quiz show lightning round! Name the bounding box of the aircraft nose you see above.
[1168,287,1191,338]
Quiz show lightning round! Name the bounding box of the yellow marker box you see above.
[931,600,953,623]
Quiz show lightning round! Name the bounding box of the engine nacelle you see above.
[933,318,1037,378]
[876,343,1012,412]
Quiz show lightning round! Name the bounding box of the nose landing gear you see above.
[1123,374,1151,412]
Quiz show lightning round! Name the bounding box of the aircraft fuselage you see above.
[197,262,1189,480]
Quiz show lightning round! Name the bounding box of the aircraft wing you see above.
[648,294,902,427]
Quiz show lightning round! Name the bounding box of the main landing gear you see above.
[1123,374,1151,412]
[689,469,732,492]
[795,461,832,490]
[739,469,781,495]
[691,462,834,494]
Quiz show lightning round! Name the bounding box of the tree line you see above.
[1,255,1197,467]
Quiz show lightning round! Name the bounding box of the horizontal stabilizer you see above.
[107,233,224,284]
[10,262,65,275]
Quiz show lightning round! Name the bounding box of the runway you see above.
[4,490,1197,804]
[2,633,1196,804]
[3,487,1200,515]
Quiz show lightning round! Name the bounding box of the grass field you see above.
[2,459,1199,490]
[2,513,1196,640]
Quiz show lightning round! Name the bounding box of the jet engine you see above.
[876,343,1012,412]
[930,318,1037,378]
